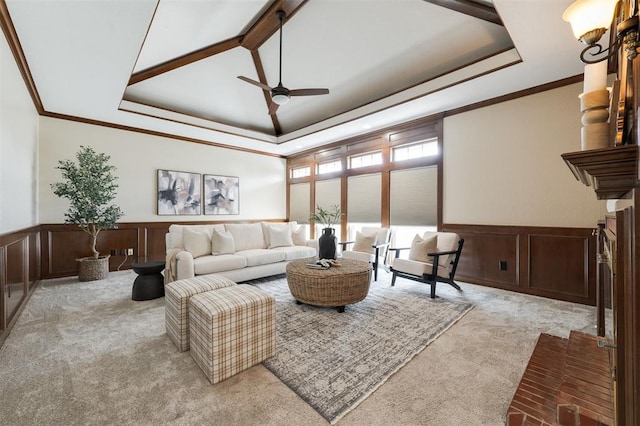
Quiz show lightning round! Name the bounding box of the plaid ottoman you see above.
[189,284,276,384]
[165,274,237,352]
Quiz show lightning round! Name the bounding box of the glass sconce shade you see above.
[563,0,618,44]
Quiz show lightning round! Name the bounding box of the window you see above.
[315,178,341,239]
[347,173,381,224]
[390,166,438,227]
[317,160,342,175]
[392,139,438,162]
[289,182,310,223]
[290,166,310,179]
[349,151,382,169]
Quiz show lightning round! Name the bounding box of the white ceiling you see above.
[5,0,588,157]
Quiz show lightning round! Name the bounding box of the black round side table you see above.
[132,261,166,301]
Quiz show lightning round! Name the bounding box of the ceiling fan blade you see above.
[268,101,279,115]
[237,76,271,92]
[289,88,330,97]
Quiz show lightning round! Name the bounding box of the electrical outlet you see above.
[110,249,116,256]
[127,248,134,256]
[499,260,508,271]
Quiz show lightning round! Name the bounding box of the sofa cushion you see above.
[422,231,459,267]
[342,250,374,263]
[267,224,294,248]
[291,225,307,246]
[211,228,235,255]
[352,231,377,254]
[362,227,390,248]
[261,222,297,247]
[237,249,286,267]
[409,234,438,263]
[193,254,247,275]
[271,245,316,261]
[183,228,212,258]
[392,257,450,279]
[168,224,224,249]
[225,223,266,251]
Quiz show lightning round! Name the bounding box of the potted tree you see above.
[309,204,342,259]
[51,146,124,281]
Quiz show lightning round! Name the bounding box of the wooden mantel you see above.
[561,145,639,200]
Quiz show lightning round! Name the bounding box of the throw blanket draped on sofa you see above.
[164,248,182,284]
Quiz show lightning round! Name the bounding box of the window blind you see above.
[315,179,341,210]
[347,173,381,223]
[390,166,437,226]
[289,182,310,223]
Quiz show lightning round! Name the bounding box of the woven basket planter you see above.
[77,255,110,281]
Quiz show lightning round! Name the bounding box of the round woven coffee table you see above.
[286,258,372,312]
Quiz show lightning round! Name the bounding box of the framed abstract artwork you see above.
[203,174,239,215]
[157,169,201,215]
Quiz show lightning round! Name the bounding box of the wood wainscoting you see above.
[40,222,171,279]
[0,226,41,347]
[442,224,596,305]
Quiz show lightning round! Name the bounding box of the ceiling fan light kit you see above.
[272,94,290,105]
[237,9,329,115]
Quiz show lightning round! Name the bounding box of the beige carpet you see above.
[0,270,596,425]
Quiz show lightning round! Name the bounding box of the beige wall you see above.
[443,82,607,228]
[0,32,39,233]
[39,117,287,223]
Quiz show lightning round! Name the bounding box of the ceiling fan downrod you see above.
[272,10,289,105]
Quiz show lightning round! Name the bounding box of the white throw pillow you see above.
[183,228,211,258]
[211,228,235,255]
[352,231,376,254]
[408,234,438,263]
[291,225,307,246]
[261,222,287,247]
[268,224,294,248]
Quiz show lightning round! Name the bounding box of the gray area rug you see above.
[253,275,474,424]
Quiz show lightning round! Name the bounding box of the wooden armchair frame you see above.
[389,238,464,298]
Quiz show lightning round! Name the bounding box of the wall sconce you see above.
[563,0,638,64]
[563,0,639,149]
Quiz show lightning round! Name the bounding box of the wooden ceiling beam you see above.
[127,0,308,86]
[251,50,282,135]
[128,36,242,86]
[241,0,308,51]
[423,0,503,26]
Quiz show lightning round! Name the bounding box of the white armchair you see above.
[340,227,391,281]
[389,231,464,298]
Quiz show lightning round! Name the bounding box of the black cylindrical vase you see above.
[318,227,337,260]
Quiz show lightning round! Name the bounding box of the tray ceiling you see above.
[5,0,587,156]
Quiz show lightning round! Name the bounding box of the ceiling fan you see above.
[238,10,329,115]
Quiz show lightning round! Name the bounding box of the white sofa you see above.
[165,222,316,283]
